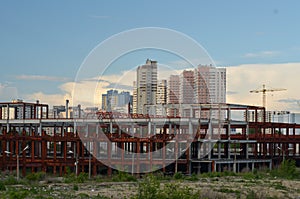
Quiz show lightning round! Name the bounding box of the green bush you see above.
[136,174,160,199]
[63,171,87,183]
[134,174,200,199]
[76,172,88,183]
[3,175,18,185]
[63,172,76,183]
[241,172,263,180]
[186,173,199,181]
[173,172,184,180]
[112,171,137,182]
[7,189,29,199]
[0,181,6,191]
[26,171,46,181]
[271,159,299,179]
[73,184,79,191]
[160,183,199,199]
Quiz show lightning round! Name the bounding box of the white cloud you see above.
[227,62,300,112]
[0,83,18,101]
[243,51,280,58]
[26,71,137,108]
[16,75,71,82]
[24,92,71,106]
[167,58,215,69]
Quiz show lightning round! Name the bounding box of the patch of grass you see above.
[133,174,200,199]
[76,172,88,183]
[3,175,18,185]
[5,188,30,199]
[218,188,240,194]
[271,182,287,190]
[94,194,111,199]
[186,173,199,181]
[0,181,6,191]
[112,171,137,182]
[271,159,300,180]
[64,172,88,183]
[200,171,236,178]
[77,193,89,198]
[173,172,184,180]
[73,184,79,191]
[246,190,258,199]
[26,171,46,182]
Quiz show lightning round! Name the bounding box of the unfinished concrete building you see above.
[1,101,300,177]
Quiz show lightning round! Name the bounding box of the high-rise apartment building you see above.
[134,59,158,114]
[167,75,180,116]
[166,65,226,117]
[195,65,226,104]
[179,70,195,104]
[101,90,118,111]
[156,79,167,115]
[194,66,210,104]
[102,90,132,113]
[133,81,137,114]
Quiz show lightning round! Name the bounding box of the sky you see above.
[1,1,300,112]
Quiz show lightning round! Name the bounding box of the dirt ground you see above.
[73,177,300,199]
[2,176,300,199]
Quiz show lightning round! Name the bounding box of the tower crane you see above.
[250,84,287,109]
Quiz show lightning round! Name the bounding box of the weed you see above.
[112,171,137,182]
[73,184,79,191]
[26,171,46,181]
[186,173,199,181]
[271,182,287,190]
[3,175,18,185]
[0,181,6,191]
[271,159,300,180]
[173,172,184,180]
[218,188,240,194]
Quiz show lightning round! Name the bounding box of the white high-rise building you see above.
[133,81,137,114]
[134,59,158,114]
[167,75,180,117]
[156,79,167,115]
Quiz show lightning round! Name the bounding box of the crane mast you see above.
[250,84,287,109]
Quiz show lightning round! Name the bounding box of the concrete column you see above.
[189,119,193,135]
[227,107,231,159]
[6,104,9,131]
[110,122,113,134]
[148,120,151,135]
[218,142,221,159]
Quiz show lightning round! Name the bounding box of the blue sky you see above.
[1,1,300,110]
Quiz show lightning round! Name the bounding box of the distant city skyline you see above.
[1,1,300,112]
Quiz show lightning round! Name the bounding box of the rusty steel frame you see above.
[0,101,300,177]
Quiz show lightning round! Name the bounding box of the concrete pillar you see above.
[189,119,193,135]
[148,120,151,135]
[227,107,231,160]
[110,122,113,134]
[218,142,221,159]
